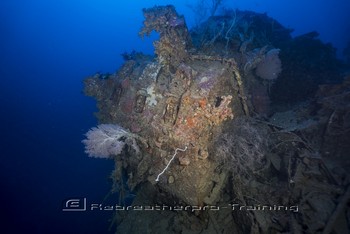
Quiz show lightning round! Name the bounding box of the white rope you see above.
[155,146,188,182]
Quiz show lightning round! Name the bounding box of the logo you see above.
[62,198,87,211]
[62,198,299,213]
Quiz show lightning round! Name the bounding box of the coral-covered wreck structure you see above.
[83,5,350,233]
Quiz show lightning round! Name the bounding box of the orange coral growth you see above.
[198,98,207,108]
[185,116,196,127]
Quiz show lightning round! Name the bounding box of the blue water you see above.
[1,0,349,233]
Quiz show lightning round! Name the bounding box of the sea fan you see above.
[82,124,139,158]
[256,49,282,80]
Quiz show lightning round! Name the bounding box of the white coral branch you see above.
[155,146,188,182]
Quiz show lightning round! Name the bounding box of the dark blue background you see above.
[1,0,349,233]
